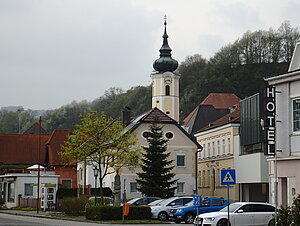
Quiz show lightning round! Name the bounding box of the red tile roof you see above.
[200,93,240,109]
[182,93,240,126]
[46,130,73,166]
[0,134,51,165]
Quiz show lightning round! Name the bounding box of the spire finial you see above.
[152,17,178,73]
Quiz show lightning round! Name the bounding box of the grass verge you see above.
[49,215,169,224]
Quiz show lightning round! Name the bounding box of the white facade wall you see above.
[0,172,59,208]
[265,41,300,206]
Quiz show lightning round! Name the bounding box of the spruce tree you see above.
[136,122,177,198]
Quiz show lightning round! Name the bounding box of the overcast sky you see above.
[1,0,299,110]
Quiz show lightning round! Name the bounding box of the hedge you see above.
[85,206,152,220]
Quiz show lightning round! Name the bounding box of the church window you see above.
[165,85,170,96]
[165,132,174,139]
[176,154,186,167]
[142,131,151,139]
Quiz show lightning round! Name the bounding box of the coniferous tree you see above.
[136,122,177,198]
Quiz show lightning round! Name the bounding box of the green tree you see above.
[60,111,140,204]
[136,122,177,198]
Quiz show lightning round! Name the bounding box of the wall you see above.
[55,166,77,188]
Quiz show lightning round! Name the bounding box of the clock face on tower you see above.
[164,76,172,84]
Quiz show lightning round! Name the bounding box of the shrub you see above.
[277,205,292,226]
[56,188,77,199]
[85,206,151,221]
[61,196,88,216]
[291,194,300,225]
[127,206,152,220]
[272,194,300,226]
[86,206,122,220]
[0,198,5,208]
[91,187,113,197]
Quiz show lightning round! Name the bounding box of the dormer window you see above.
[165,85,170,96]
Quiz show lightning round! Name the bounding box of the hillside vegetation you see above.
[0,21,298,134]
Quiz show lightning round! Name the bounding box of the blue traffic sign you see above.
[193,195,201,206]
[221,169,236,185]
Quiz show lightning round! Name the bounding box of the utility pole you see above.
[36,117,41,213]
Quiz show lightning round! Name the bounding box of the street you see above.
[0,213,174,226]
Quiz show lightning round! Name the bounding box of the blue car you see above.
[169,197,228,224]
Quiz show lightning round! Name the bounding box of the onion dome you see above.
[153,18,178,73]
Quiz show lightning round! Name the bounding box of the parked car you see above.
[127,197,160,206]
[170,197,228,224]
[194,202,275,226]
[86,196,114,207]
[151,196,193,221]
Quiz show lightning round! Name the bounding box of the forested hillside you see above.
[0,21,298,134]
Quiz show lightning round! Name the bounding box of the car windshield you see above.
[156,198,175,206]
[148,199,163,206]
[127,198,140,204]
[219,203,242,213]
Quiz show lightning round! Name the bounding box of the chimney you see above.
[122,107,131,126]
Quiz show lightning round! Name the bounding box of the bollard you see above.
[123,202,130,216]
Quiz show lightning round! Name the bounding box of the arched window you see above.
[165,85,170,96]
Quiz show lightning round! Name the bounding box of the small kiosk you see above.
[41,183,57,211]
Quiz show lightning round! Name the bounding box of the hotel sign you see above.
[264,86,276,155]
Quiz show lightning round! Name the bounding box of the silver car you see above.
[151,196,193,221]
[194,202,275,226]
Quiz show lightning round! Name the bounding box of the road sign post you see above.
[221,169,236,226]
[193,195,201,226]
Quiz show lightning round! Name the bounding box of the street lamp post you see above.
[93,167,98,206]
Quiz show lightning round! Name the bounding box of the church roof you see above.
[127,107,201,148]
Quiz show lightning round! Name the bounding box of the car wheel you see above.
[217,218,230,226]
[158,211,168,221]
[174,219,181,223]
[184,213,195,224]
[268,219,275,226]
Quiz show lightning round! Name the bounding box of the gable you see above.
[134,122,200,149]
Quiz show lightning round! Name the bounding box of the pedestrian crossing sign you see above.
[221,169,236,185]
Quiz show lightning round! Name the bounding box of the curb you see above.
[0,211,100,223]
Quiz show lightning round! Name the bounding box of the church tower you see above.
[151,19,180,122]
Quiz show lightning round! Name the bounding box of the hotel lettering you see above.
[264,86,276,155]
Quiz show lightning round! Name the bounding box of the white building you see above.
[0,171,59,208]
[265,40,300,207]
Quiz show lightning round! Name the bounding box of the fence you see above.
[19,197,40,208]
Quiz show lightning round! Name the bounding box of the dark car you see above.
[170,197,228,224]
[127,197,160,206]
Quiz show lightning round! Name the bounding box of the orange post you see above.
[123,203,130,216]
